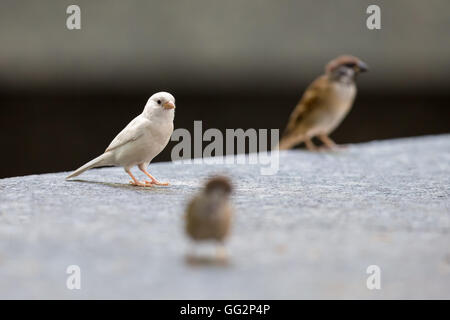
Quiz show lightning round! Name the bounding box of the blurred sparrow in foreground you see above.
[278,55,368,151]
[185,176,233,260]
[66,92,175,186]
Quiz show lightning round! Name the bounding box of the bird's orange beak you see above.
[163,101,175,110]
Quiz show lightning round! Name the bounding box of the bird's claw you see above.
[336,144,349,150]
[317,144,347,152]
[129,180,152,187]
[329,145,348,152]
[152,180,170,186]
[143,180,169,186]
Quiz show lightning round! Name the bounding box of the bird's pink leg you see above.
[126,169,150,187]
[304,137,318,151]
[318,134,346,150]
[138,164,169,186]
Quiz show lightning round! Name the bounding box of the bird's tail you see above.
[276,134,304,150]
[66,153,113,180]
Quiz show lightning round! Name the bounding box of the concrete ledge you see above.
[0,135,449,298]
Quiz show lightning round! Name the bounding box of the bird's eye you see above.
[345,63,355,68]
[157,100,161,105]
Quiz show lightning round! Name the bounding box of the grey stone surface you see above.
[0,135,449,299]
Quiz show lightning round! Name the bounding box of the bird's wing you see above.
[105,115,149,153]
[283,75,330,137]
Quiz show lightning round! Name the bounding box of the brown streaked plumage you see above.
[185,176,233,243]
[278,55,368,151]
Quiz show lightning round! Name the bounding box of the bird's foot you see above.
[129,180,152,187]
[144,180,169,186]
[306,146,320,152]
[336,144,349,150]
[317,144,348,152]
[325,145,348,152]
[152,180,169,186]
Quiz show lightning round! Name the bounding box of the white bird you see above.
[66,92,176,186]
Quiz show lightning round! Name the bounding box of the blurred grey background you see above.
[1,0,449,178]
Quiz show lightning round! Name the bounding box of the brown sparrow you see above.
[278,55,368,151]
[185,176,233,248]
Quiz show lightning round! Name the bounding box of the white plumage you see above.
[66,92,175,186]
